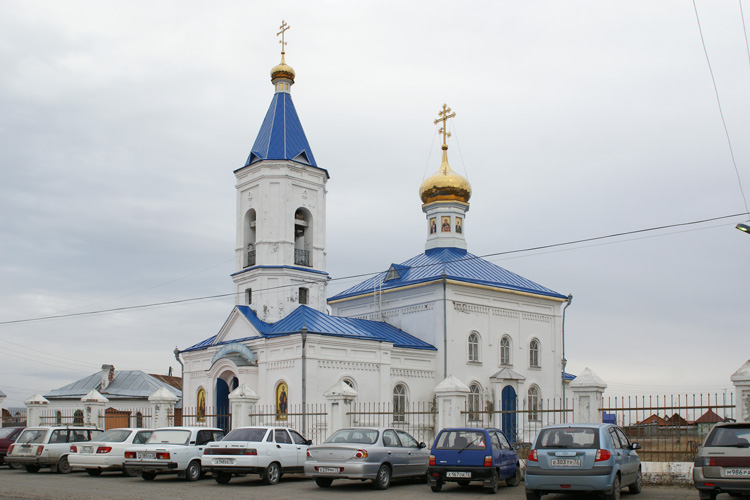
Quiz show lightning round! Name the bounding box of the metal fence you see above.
[347,401,437,445]
[179,406,231,432]
[600,392,734,462]
[100,408,152,429]
[247,403,329,445]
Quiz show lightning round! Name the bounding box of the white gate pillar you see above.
[228,384,259,429]
[149,387,179,428]
[324,380,357,435]
[569,367,607,424]
[81,390,108,428]
[0,391,6,427]
[435,375,470,430]
[24,394,50,428]
[731,360,750,423]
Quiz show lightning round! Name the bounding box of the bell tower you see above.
[231,21,329,323]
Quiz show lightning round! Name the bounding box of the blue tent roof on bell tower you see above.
[243,92,321,171]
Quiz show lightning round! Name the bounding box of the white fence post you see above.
[149,387,179,428]
[569,367,607,424]
[324,380,357,435]
[24,394,50,428]
[435,375,470,430]
[228,384,259,429]
[81,390,108,428]
[731,360,750,423]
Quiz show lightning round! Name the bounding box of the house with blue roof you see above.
[178,25,572,440]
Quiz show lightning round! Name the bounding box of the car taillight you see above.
[124,451,136,459]
[156,452,170,460]
[484,455,492,467]
[7,444,14,454]
[97,447,112,454]
[354,449,368,459]
[306,450,312,457]
[35,446,44,456]
[528,450,538,462]
[595,449,611,462]
[429,455,435,466]
[70,445,78,453]
[243,448,257,456]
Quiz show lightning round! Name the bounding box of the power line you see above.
[0,211,745,327]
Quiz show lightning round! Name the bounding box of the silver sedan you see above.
[304,427,429,489]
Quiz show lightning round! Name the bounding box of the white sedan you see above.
[202,426,311,485]
[68,428,154,476]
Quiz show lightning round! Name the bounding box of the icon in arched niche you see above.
[429,218,437,234]
[455,217,462,234]
[276,382,288,421]
[197,387,206,422]
[441,216,451,232]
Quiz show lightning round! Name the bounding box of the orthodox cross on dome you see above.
[434,103,456,148]
[277,20,290,58]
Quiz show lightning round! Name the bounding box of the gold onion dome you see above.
[271,54,295,82]
[419,144,472,204]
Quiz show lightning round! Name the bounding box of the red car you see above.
[0,427,25,468]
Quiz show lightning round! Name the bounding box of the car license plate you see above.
[140,452,156,460]
[213,459,234,465]
[318,467,341,473]
[446,471,471,478]
[725,468,750,477]
[551,458,581,467]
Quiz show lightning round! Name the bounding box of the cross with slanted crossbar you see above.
[434,103,456,147]
[277,20,290,54]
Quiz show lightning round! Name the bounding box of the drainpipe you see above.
[173,346,183,383]
[442,272,448,380]
[561,294,573,422]
[301,326,308,436]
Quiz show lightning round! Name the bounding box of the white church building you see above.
[178,26,571,441]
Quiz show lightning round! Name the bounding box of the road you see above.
[0,469,699,500]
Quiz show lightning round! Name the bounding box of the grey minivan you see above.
[524,423,642,500]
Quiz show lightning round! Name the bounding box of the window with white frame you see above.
[468,382,482,421]
[393,383,408,423]
[529,338,540,368]
[468,332,480,362]
[528,385,541,421]
[500,336,511,365]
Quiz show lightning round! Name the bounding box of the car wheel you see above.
[431,481,443,492]
[9,463,23,470]
[629,468,642,494]
[262,462,281,485]
[485,469,499,494]
[457,480,470,487]
[525,490,541,500]
[142,471,157,481]
[56,456,72,474]
[315,477,334,488]
[122,467,137,477]
[604,474,621,500]
[25,465,41,473]
[506,465,521,487]
[215,472,231,484]
[372,464,391,490]
[86,468,102,476]
[185,460,201,482]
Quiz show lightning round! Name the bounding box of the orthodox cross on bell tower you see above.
[277,20,290,60]
[434,103,456,148]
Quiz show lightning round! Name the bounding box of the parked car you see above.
[123,426,224,481]
[427,427,521,493]
[68,427,154,476]
[693,421,750,500]
[5,426,103,473]
[304,427,429,489]
[0,427,25,468]
[202,426,311,485]
[524,423,642,500]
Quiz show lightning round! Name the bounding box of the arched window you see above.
[529,339,540,368]
[294,208,313,267]
[468,332,480,362]
[468,383,482,421]
[528,385,541,421]
[244,209,257,267]
[393,383,408,423]
[73,409,84,425]
[500,336,511,365]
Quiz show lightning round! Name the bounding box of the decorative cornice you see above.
[391,368,434,379]
[317,360,380,372]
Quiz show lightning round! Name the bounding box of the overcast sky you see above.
[1,1,749,409]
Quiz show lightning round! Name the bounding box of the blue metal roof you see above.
[329,247,567,301]
[242,92,325,174]
[182,305,436,352]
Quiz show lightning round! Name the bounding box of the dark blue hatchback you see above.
[427,427,521,493]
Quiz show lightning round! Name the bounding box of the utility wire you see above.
[0,212,745,327]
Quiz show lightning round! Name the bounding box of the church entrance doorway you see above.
[501,385,517,444]
[216,375,238,431]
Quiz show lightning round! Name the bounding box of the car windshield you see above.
[16,429,48,444]
[0,428,19,439]
[535,427,600,449]
[146,430,191,445]
[94,429,132,443]
[325,429,379,445]
[223,428,267,442]
[705,425,750,448]
[435,430,487,450]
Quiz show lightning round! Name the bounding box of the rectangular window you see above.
[246,289,252,305]
[299,287,308,305]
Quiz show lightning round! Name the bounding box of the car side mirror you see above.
[631,443,642,450]
[419,442,426,449]
[306,439,313,446]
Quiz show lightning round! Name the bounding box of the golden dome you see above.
[271,54,295,83]
[419,145,472,204]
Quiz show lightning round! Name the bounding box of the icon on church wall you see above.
[276,382,288,421]
[197,387,206,422]
[441,216,451,233]
[429,218,437,234]
[455,217,462,234]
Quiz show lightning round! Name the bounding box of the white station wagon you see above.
[6,426,102,474]
[202,426,312,485]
